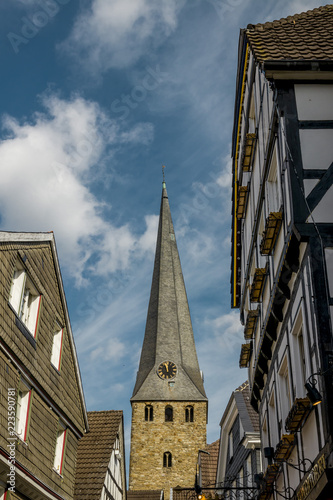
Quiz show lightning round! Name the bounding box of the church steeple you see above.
[131,180,207,402]
[129,178,208,497]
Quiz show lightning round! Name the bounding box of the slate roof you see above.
[201,440,220,488]
[74,410,123,500]
[234,381,259,433]
[127,491,163,500]
[131,183,207,402]
[246,4,333,63]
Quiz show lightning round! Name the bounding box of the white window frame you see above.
[246,454,252,487]
[268,389,279,448]
[51,322,64,371]
[228,430,233,460]
[9,265,41,337]
[54,421,67,475]
[279,355,292,428]
[266,148,281,214]
[292,311,309,398]
[16,379,32,442]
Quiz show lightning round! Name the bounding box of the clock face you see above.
[157,361,177,380]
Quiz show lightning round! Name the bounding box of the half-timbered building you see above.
[0,231,88,500]
[216,382,261,499]
[231,5,333,499]
[74,411,126,500]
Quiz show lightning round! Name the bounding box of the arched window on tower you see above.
[185,405,194,422]
[163,452,172,468]
[145,404,153,422]
[165,405,173,422]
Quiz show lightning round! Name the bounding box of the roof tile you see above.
[246,5,333,62]
[74,411,123,500]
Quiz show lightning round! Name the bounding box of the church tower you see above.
[129,179,208,498]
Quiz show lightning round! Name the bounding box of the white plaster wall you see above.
[311,185,333,223]
[295,84,333,120]
[324,247,333,297]
[300,129,333,169]
[302,411,319,463]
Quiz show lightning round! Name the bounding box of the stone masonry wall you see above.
[129,401,207,500]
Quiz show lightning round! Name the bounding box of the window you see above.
[163,452,172,468]
[292,313,308,398]
[239,416,244,440]
[9,266,41,337]
[268,389,279,448]
[54,421,67,475]
[51,323,64,371]
[16,379,32,441]
[238,467,244,500]
[266,150,280,213]
[145,405,153,422]
[228,431,233,461]
[246,454,252,487]
[279,356,292,426]
[165,406,173,422]
[185,405,194,422]
[248,92,256,134]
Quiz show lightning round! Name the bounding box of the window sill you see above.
[52,468,63,478]
[14,434,29,448]
[51,364,61,375]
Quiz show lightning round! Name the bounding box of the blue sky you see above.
[0,0,326,473]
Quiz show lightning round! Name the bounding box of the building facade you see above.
[216,382,261,499]
[129,182,208,499]
[231,5,333,499]
[0,232,88,500]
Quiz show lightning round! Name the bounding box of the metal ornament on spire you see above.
[162,164,166,188]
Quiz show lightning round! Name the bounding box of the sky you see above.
[0,0,327,476]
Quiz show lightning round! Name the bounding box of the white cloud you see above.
[137,214,159,253]
[0,93,154,284]
[59,0,185,73]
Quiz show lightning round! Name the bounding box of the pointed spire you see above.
[131,181,207,402]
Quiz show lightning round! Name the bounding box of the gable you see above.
[0,233,87,434]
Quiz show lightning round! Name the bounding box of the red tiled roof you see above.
[201,440,220,489]
[74,410,123,500]
[127,491,163,500]
[246,4,333,63]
